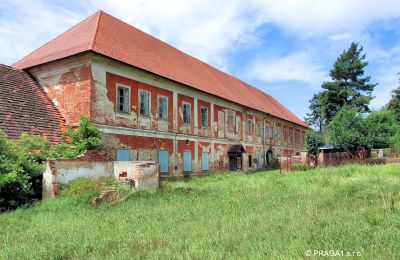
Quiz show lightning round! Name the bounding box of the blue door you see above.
[158,150,169,174]
[202,152,209,171]
[183,151,192,172]
[116,149,131,161]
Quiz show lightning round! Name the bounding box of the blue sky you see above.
[1,0,400,120]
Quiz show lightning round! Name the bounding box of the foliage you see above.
[365,108,399,149]
[0,117,102,211]
[1,165,400,259]
[327,106,367,151]
[305,92,327,132]
[291,163,310,172]
[51,116,102,158]
[309,42,377,124]
[388,84,400,122]
[0,132,47,211]
[305,129,325,155]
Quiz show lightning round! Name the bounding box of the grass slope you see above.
[1,164,400,259]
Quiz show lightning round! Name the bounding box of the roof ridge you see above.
[90,10,103,49]
[12,11,102,68]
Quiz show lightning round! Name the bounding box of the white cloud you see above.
[0,0,86,65]
[246,52,328,88]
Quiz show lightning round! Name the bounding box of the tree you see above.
[388,84,400,122]
[322,42,377,121]
[327,106,367,151]
[305,129,325,156]
[305,92,327,133]
[365,109,399,149]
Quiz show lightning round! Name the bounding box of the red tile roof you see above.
[13,11,307,127]
[0,64,65,142]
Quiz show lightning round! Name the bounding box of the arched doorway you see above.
[266,150,273,166]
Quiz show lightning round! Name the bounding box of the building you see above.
[11,11,307,176]
[0,64,65,143]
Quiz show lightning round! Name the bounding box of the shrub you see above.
[291,163,310,172]
[51,116,102,158]
[0,132,45,211]
[0,117,103,211]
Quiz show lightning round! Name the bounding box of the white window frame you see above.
[182,102,191,124]
[201,106,208,127]
[116,84,130,114]
[157,95,168,120]
[139,90,151,117]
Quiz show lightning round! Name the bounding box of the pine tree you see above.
[322,42,377,121]
[388,83,400,121]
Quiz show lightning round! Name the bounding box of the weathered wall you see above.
[29,54,93,126]
[114,161,159,189]
[88,53,306,176]
[42,158,113,199]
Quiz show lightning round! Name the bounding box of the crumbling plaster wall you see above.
[88,54,306,175]
[28,54,93,126]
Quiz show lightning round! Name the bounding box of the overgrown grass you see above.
[0,164,400,259]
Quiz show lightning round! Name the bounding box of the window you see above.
[183,151,192,172]
[228,114,235,132]
[236,116,241,133]
[139,90,150,116]
[265,125,269,139]
[158,96,167,120]
[183,103,191,124]
[117,85,129,113]
[257,123,261,137]
[247,120,253,135]
[201,107,208,127]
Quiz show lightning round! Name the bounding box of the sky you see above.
[1,0,400,121]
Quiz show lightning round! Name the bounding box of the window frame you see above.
[182,102,191,124]
[247,119,253,136]
[139,89,151,117]
[200,106,208,128]
[157,95,168,120]
[116,84,131,114]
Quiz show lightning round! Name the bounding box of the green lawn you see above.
[1,164,400,259]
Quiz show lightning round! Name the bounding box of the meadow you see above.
[0,164,400,259]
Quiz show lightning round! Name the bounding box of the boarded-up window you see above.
[228,114,234,132]
[116,149,130,161]
[158,150,169,174]
[218,111,225,131]
[183,151,192,172]
[257,123,262,137]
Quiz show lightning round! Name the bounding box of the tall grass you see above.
[0,164,399,259]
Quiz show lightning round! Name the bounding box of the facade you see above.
[11,11,307,176]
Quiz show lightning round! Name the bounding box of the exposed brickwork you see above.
[0,64,65,143]
[40,64,92,125]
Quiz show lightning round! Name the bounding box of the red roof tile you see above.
[0,64,65,142]
[13,11,307,127]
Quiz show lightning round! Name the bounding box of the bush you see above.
[0,117,103,211]
[291,163,310,172]
[51,116,102,158]
[0,132,45,211]
[327,106,367,151]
